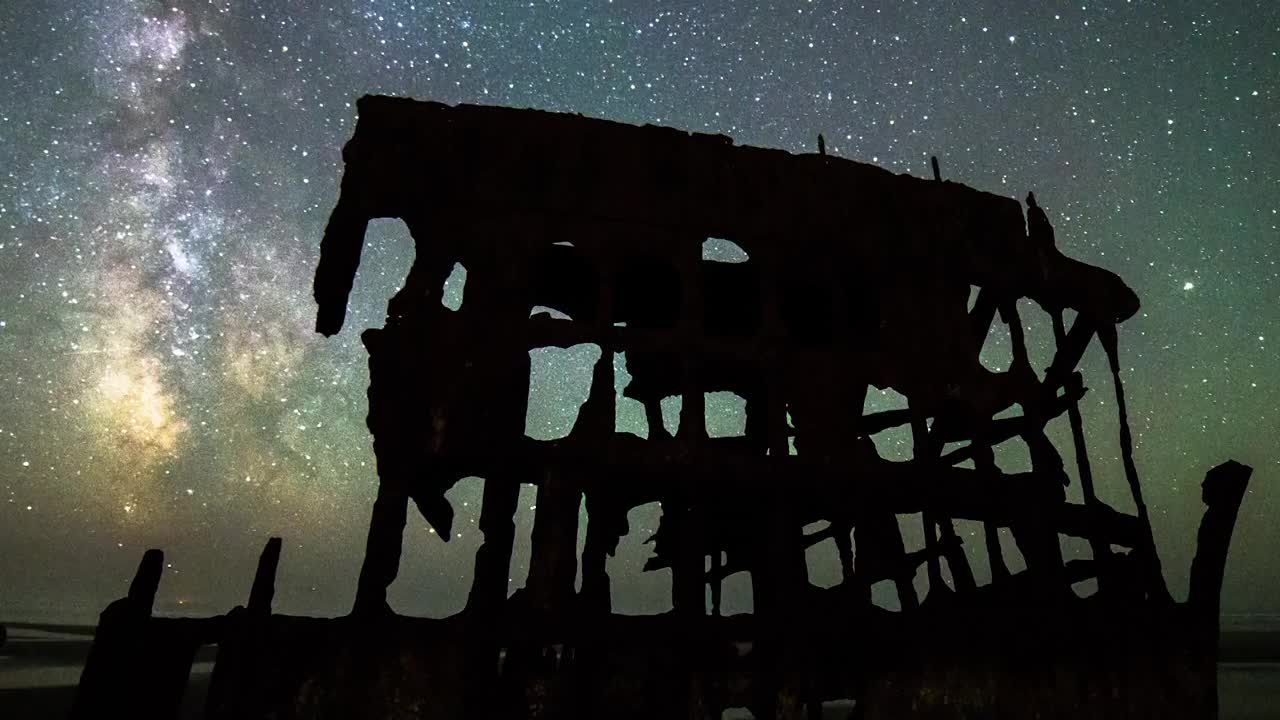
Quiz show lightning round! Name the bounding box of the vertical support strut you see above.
[970,427,1011,583]
[467,477,521,615]
[1000,300,1067,592]
[912,410,977,598]
[526,470,582,617]
[970,291,1012,585]
[1098,322,1172,604]
[911,414,947,596]
[1050,309,1113,589]
[352,220,464,617]
[354,352,414,618]
[577,350,624,615]
[676,233,706,448]
[709,550,724,616]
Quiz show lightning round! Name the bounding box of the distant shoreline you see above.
[5,621,1280,663]
[1221,632,1280,663]
[5,620,1277,720]
[1,622,95,637]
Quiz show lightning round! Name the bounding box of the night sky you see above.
[1,1,1276,624]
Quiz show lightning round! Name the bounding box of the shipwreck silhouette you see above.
[73,95,1252,719]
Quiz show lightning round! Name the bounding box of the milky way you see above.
[0,1,1276,622]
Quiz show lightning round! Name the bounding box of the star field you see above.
[0,1,1276,622]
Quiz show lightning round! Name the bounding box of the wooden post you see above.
[207,541,282,720]
[128,549,164,612]
[247,538,282,616]
[72,550,168,719]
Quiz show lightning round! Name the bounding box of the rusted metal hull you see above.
[71,95,1255,718]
